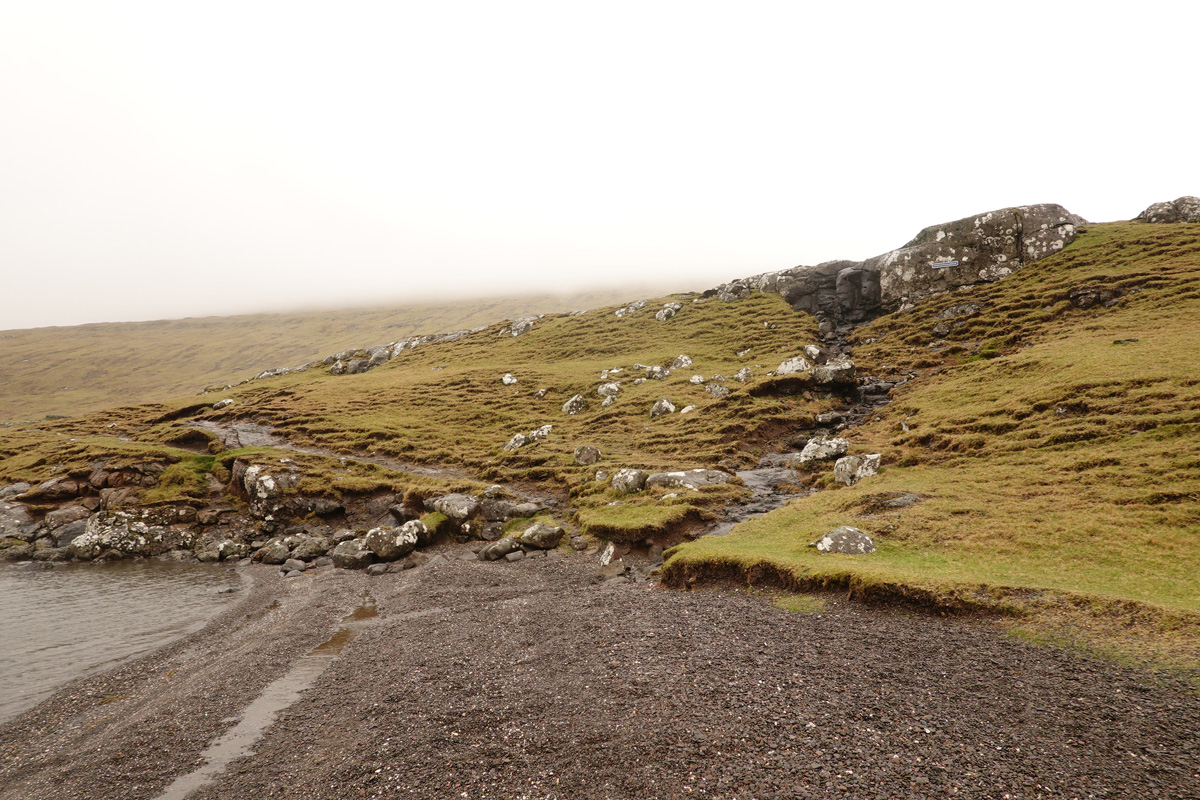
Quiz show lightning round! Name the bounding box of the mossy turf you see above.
[663,222,1200,674]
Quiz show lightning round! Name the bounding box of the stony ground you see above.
[2,551,1197,800]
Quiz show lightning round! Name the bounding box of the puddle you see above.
[154,601,378,800]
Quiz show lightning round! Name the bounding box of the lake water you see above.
[0,560,243,724]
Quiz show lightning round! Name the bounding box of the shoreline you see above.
[3,549,1199,799]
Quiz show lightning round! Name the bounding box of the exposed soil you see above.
[2,552,1197,800]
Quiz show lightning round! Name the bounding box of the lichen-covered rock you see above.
[364,524,419,561]
[510,317,537,337]
[426,493,480,521]
[503,433,531,451]
[480,498,515,521]
[330,539,375,569]
[834,454,882,486]
[689,375,704,384]
[479,537,520,561]
[671,355,693,369]
[562,394,587,415]
[809,526,876,554]
[656,302,683,321]
[290,536,330,561]
[0,483,32,501]
[706,383,730,399]
[1133,196,1200,224]
[574,445,602,466]
[257,538,292,565]
[645,365,670,380]
[611,469,648,493]
[70,510,195,560]
[776,356,811,376]
[597,382,621,398]
[0,500,37,540]
[519,522,564,550]
[502,373,518,385]
[614,300,647,318]
[811,357,856,386]
[798,435,849,463]
[649,397,676,419]
[733,367,753,382]
[645,470,732,490]
[712,204,1084,325]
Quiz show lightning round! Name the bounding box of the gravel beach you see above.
[2,549,1197,800]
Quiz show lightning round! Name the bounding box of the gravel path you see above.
[2,551,1197,800]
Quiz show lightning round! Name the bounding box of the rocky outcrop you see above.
[1133,196,1200,224]
[70,508,197,560]
[711,204,1084,329]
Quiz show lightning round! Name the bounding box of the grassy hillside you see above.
[663,222,1200,671]
[2,221,1197,673]
[0,286,687,423]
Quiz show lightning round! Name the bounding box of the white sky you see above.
[2,1,1197,330]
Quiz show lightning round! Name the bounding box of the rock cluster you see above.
[1133,196,1200,224]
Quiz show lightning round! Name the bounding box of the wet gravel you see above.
[2,553,1198,799]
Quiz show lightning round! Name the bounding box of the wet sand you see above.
[2,549,1198,799]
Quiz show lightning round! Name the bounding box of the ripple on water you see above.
[0,560,243,724]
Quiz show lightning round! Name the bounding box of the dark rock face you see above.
[1133,196,1200,224]
[717,204,1085,327]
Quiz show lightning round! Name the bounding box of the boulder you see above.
[614,301,647,317]
[798,435,849,463]
[400,519,433,547]
[44,505,90,531]
[809,526,876,554]
[511,502,541,518]
[574,445,602,466]
[611,469,648,493]
[645,470,733,490]
[364,525,419,561]
[502,373,518,385]
[811,357,856,386]
[689,375,704,384]
[776,356,811,376]
[644,365,670,380]
[0,482,33,500]
[561,393,587,415]
[70,510,194,560]
[1133,196,1200,224]
[649,398,676,419]
[426,494,480,521]
[519,522,564,550]
[481,498,515,521]
[503,433,530,451]
[510,317,537,337]
[479,537,520,561]
[0,501,37,540]
[705,383,730,399]
[257,538,292,565]
[803,344,831,364]
[656,303,683,321]
[597,382,621,398]
[833,454,882,486]
[330,539,375,569]
[671,355,693,369]
[733,367,753,382]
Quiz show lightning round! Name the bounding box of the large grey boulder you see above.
[330,539,375,569]
[364,525,419,561]
[834,454,882,486]
[645,470,733,490]
[611,469,648,493]
[519,522,564,550]
[809,526,876,554]
[70,510,194,560]
[798,435,849,463]
[1133,196,1200,224]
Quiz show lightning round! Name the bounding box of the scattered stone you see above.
[330,539,375,569]
[212,399,234,410]
[574,445,602,466]
[680,405,698,414]
[505,550,525,562]
[803,344,831,364]
[646,469,733,490]
[426,494,480,521]
[656,303,683,321]
[705,383,730,399]
[834,454,882,486]
[671,355,693,369]
[602,396,616,407]
[798,435,849,463]
[690,375,705,384]
[594,470,609,483]
[811,357,856,386]
[479,537,520,561]
[510,317,537,337]
[531,424,553,440]
[365,563,390,576]
[645,365,670,380]
[809,526,876,554]
[614,300,648,318]
[815,411,845,425]
[649,397,676,419]
[519,522,564,550]
[612,469,649,493]
[533,388,549,399]
[281,558,307,573]
[364,524,419,560]
[733,367,753,382]
[776,356,812,376]
[597,382,621,397]
[502,373,518,385]
[562,394,587,415]
[570,535,589,551]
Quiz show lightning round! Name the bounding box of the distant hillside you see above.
[0,287,684,422]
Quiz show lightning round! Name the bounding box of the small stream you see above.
[704,467,811,537]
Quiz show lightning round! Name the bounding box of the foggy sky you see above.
[2,1,1197,331]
